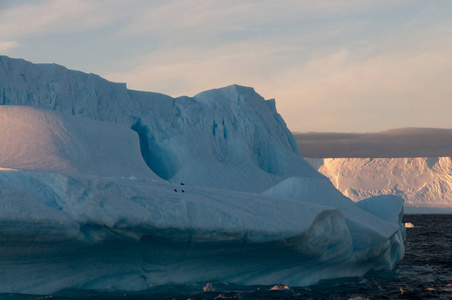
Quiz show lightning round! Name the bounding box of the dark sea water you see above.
[2,214,451,300]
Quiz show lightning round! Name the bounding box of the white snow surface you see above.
[0,55,405,294]
[0,106,158,179]
[305,157,452,213]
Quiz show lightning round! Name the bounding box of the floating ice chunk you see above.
[404,222,414,228]
[269,285,291,291]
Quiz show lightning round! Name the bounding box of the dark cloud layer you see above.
[294,128,452,158]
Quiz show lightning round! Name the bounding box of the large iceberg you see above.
[0,56,405,294]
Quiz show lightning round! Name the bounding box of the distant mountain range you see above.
[294,129,452,158]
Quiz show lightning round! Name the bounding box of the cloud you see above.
[0,0,129,41]
[271,49,452,132]
[107,35,452,132]
[0,41,20,51]
[2,0,451,133]
[294,128,452,158]
[104,1,452,132]
[118,0,411,37]
[105,39,297,96]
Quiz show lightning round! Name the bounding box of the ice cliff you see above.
[0,55,405,294]
[305,157,452,213]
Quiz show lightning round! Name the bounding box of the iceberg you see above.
[0,56,405,294]
[305,157,452,212]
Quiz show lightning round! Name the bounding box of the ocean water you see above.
[1,214,451,300]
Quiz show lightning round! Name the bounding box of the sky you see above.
[0,0,451,133]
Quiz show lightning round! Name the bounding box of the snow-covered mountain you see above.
[305,157,452,213]
[0,55,405,294]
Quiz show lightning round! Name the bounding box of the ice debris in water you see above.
[270,285,291,291]
[404,222,415,228]
[203,283,215,292]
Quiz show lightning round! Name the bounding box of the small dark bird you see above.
[180,182,185,185]
[182,190,185,193]
[174,189,177,192]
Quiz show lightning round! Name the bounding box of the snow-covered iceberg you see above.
[0,56,405,294]
[305,157,452,213]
